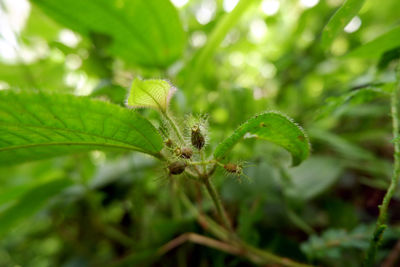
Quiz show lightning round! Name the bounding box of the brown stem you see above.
[157,232,243,257]
[179,191,313,267]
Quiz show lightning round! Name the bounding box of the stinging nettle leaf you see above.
[214,112,310,166]
[0,91,163,165]
[320,0,365,49]
[126,78,176,112]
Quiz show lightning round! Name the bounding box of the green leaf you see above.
[320,0,365,49]
[309,128,376,161]
[316,86,391,119]
[0,184,33,206]
[0,91,163,165]
[0,59,69,91]
[213,112,310,166]
[30,0,186,68]
[286,156,344,200]
[0,169,64,206]
[0,178,72,236]
[301,225,372,261]
[346,26,400,58]
[126,78,176,112]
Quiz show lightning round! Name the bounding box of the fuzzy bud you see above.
[224,163,241,174]
[180,147,193,159]
[165,138,173,148]
[191,125,205,150]
[168,161,186,175]
[174,147,181,156]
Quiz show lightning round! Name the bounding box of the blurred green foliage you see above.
[0,0,400,266]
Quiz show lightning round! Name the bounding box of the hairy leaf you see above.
[321,0,365,49]
[126,78,176,112]
[0,178,72,236]
[0,91,163,165]
[214,112,310,166]
[30,0,186,67]
[346,26,400,58]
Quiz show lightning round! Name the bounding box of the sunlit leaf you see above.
[126,78,176,112]
[184,0,258,90]
[346,26,400,58]
[0,91,163,165]
[214,112,310,166]
[321,0,365,49]
[30,0,186,67]
[0,60,69,91]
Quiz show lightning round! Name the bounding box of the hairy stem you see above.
[162,111,185,144]
[188,160,216,166]
[200,150,209,174]
[171,178,182,219]
[202,177,233,232]
[180,191,230,241]
[364,64,400,266]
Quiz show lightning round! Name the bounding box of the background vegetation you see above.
[0,0,400,266]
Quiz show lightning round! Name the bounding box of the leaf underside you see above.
[214,112,310,166]
[30,0,186,67]
[127,78,175,111]
[0,91,163,165]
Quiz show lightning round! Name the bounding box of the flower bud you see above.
[168,161,186,175]
[224,163,242,174]
[191,125,205,150]
[180,147,193,159]
[165,138,173,148]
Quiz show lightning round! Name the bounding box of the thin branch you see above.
[364,63,400,266]
[157,232,243,257]
[202,177,233,232]
[179,191,314,267]
[180,191,230,241]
